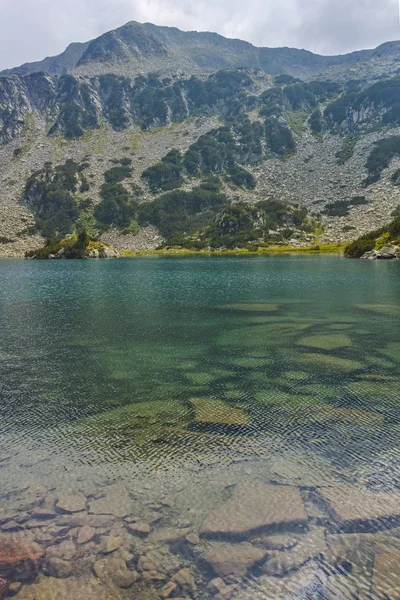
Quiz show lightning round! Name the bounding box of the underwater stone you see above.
[200,483,308,539]
[56,492,87,514]
[0,538,45,581]
[190,398,250,426]
[371,551,400,599]
[318,486,400,531]
[203,542,267,579]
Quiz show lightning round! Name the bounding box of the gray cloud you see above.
[0,0,399,70]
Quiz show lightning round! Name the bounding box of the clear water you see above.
[0,256,400,599]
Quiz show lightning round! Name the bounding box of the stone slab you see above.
[200,483,308,539]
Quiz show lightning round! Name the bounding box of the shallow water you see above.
[0,256,400,599]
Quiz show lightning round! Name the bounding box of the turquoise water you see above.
[0,256,400,599]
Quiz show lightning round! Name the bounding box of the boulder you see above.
[200,483,308,539]
[46,558,72,579]
[101,536,123,554]
[113,570,140,588]
[128,522,150,537]
[171,568,196,592]
[203,542,267,580]
[77,526,95,545]
[0,539,45,581]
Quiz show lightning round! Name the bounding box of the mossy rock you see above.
[357,304,400,316]
[349,381,400,400]
[254,390,324,407]
[185,372,219,385]
[297,334,352,350]
[313,406,383,427]
[190,397,250,426]
[300,353,364,372]
[380,343,400,363]
[301,384,340,400]
[230,357,271,369]
[284,371,309,381]
[218,303,280,312]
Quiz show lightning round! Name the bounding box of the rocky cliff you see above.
[2,22,400,256]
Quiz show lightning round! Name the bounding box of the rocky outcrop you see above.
[361,246,400,259]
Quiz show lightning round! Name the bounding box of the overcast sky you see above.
[1,0,399,70]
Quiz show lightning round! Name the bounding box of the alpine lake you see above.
[0,255,400,600]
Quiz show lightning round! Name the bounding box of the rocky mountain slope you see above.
[2,22,400,257]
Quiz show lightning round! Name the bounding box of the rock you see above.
[207,578,227,594]
[93,557,126,582]
[77,525,95,544]
[14,575,122,599]
[56,492,87,514]
[371,551,400,599]
[322,574,359,600]
[102,536,123,554]
[215,585,239,600]
[1,522,20,532]
[46,542,76,561]
[137,555,158,572]
[128,522,150,537]
[159,582,177,598]
[318,486,400,531]
[262,529,326,577]
[142,570,166,581]
[60,514,115,529]
[0,539,45,581]
[385,589,400,600]
[148,527,190,544]
[7,581,22,596]
[113,570,140,588]
[89,486,134,518]
[190,398,250,426]
[171,568,196,592]
[147,512,163,525]
[46,558,72,579]
[200,483,308,539]
[204,542,267,580]
[254,533,300,551]
[0,579,9,600]
[31,508,56,520]
[186,533,200,545]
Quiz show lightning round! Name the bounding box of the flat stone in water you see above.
[371,550,400,599]
[89,485,134,518]
[190,398,250,426]
[16,575,123,599]
[219,303,279,312]
[56,492,87,514]
[298,334,352,350]
[200,483,308,539]
[318,486,400,530]
[300,353,364,372]
[0,538,45,581]
[203,542,267,579]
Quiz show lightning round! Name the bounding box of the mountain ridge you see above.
[3,21,400,82]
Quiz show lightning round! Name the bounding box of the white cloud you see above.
[0,0,398,70]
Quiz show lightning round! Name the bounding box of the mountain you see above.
[3,21,400,82]
[2,22,400,257]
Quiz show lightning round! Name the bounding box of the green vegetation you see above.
[323,196,369,217]
[95,160,137,229]
[142,150,184,192]
[24,159,90,237]
[345,217,400,258]
[336,136,358,164]
[309,109,323,134]
[364,136,400,184]
[149,197,320,250]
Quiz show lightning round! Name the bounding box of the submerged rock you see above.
[0,538,45,581]
[88,486,134,518]
[190,398,250,426]
[0,579,9,600]
[203,542,267,579]
[262,529,326,576]
[200,483,308,539]
[317,486,400,531]
[56,492,87,514]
